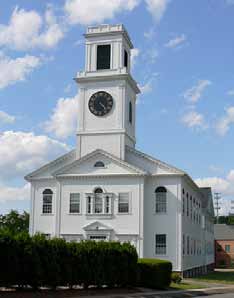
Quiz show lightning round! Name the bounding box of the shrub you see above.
[0,231,138,289]
[171,272,182,284]
[137,258,172,289]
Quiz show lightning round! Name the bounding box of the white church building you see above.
[25,24,214,276]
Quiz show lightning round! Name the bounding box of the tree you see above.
[0,210,29,234]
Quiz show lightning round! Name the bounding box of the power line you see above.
[214,193,221,223]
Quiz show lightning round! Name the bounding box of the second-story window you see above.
[97,44,111,70]
[118,193,129,213]
[69,193,80,213]
[42,189,53,214]
[155,187,167,213]
[86,188,112,215]
[124,50,128,67]
[129,101,132,124]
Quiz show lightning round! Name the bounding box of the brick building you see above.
[214,224,234,268]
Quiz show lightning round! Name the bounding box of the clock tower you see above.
[75,24,140,160]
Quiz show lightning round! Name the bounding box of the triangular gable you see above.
[125,146,185,175]
[83,221,113,231]
[25,149,76,181]
[53,149,147,177]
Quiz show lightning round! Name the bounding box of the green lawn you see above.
[193,271,234,284]
[170,282,206,290]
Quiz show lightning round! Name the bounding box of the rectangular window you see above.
[105,196,110,214]
[182,197,185,215]
[69,193,80,213]
[97,44,111,70]
[94,195,103,213]
[155,234,166,255]
[225,245,231,253]
[124,50,128,67]
[156,192,167,213]
[87,196,92,214]
[89,235,107,241]
[118,193,129,213]
[42,195,52,214]
[187,195,189,217]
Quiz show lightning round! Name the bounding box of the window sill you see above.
[67,213,82,215]
[154,212,167,215]
[41,213,54,216]
[86,213,113,219]
[117,212,131,215]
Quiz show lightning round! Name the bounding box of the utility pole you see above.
[214,193,221,224]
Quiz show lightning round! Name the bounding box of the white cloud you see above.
[196,170,234,215]
[0,54,41,89]
[216,106,234,136]
[43,95,79,139]
[0,6,64,51]
[131,48,140,68]
[0,183,29,203]
[64,0,139,25]
[0,110,15,124]
[227,89,234,96]
[183,80,211,104]
[144,27,155,40]
[0,131,69,181]
[145,0,170,23]
[164,34,186,48]
[181,110,206,129]
[139,73,159,95]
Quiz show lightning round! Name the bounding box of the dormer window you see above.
[94,161,105,168]
[97,44,111,70]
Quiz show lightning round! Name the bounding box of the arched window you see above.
[42,189,53,214]
[94,188,103,213]
[129,101,132,124]
[94,161,105,168]
[155,186,167,213]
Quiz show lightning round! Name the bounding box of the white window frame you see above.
[155,187,167,214]
[86,193,113,215]
[118,193,130,214]
[42,189,53,214]
[69,193,81,214]
[155,234,167,255]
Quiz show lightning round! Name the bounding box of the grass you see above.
[170,282,206,290]
[193,271,234,284]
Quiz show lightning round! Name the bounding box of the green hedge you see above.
[0,232,138,289]
[137,258,172,289]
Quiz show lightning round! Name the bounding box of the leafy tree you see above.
[0,210,29,234]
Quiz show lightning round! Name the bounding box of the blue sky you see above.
[0,0,234,215]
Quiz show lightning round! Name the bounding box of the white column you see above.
[55,180,61,237]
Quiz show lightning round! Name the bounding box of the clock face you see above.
[88,91,113,117]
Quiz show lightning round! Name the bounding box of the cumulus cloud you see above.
[0,6,64,51]
[64,0,139,25]
[131,48,140,68]
[183,80,211,104]
[0,54,41,89]
[0,131,69,181]
[164,34,186,49]
[0,110,15,124]
[145,0,170,23]
[0,183,30,203]
[196,170,234,215]
[216,106,234,136]
[181,110,206,129]
[43,95,79,139]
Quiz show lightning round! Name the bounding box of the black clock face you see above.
[88,91,113,116]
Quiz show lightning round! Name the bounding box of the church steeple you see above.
[75,24,140,160]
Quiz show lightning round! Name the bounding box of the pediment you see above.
[125,146,184,176]
[53,149,147,177]
[83,221,112,231]
[25,150,76,181]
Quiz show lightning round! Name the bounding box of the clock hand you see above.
[99,102,106,109]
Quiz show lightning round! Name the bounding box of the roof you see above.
[214,224,234,240]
